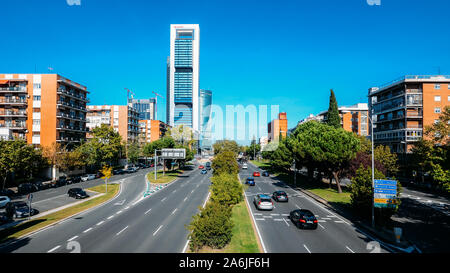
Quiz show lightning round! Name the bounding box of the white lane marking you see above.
[295,204,301,209]
[171,208,178,215]
[116,210,123,214]
[107,215,114,220]
[334,220,345,223]
[116,226,129,236]
[183,197,188,202]
[281,214,289,216]
[83,227,93,233]
[153,225,163,236]
[327,215,336,217]
[273,219,283,221]
[254,213,263,216]
[124,206,130,210]
[346,246,355,253]
[173,189,177,193]
[161,197,167,202]
[303,244,311,253]
[271,213,280,216]
[145,208,152,214]
[318,223,325,229]
[318,220,326,222]
[96,221,105,226]
[255,218,265,221]
[191,190,195,194]
[47,245,61,253]
[182,240,189,253]
[67,236,78,242]
[283,218,290,227]
[322,218,332,220]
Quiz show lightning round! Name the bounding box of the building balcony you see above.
[0,87,27,93]
[57,88,89,102]
[0,123,27,130]
[0,98,27,105]
[0,111,27,117]
[57,100,87,112]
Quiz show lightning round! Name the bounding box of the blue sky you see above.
[1,0,449,144]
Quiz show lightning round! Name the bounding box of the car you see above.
[124,167,137,173]
[198,165,204,169]
[242,163,248,169]
[253,194,273,210]
[0,188,15,198]
[245,177,255,186]
[205,162,211,168]
[6,201,39,218]
[33,180,49,190]
[53,176,68,187]
[68,188,89,199]
[201,169,207,174]
[113,169,124,175]
[253,171,260,177]
[17,183,38,195]
[0,196,11,208]
[71,176,82,183]
[289,209,318,229]
[262,171,269,177]
[81,174,96,182]
[206,166,211,171]
[272,191,288,202]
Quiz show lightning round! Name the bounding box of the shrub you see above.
[187,201,233,252]
[212,151,239,176]
[210,173,243,206]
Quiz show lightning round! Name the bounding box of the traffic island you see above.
[0,184,120,244]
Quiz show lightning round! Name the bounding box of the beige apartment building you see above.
[87,105,140,142]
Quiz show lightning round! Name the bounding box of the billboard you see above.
[161,148,186,159]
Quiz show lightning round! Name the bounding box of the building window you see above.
[33,83,41,89]
[434,108,441,114]
[434,96,441,102]
[33,96,41,101]
[435,84,441,89]
[448,95,450,102]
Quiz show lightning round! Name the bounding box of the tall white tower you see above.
[167,24,200,132]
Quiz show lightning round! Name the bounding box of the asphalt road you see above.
[0,165,211,253]
[242,162,392,253]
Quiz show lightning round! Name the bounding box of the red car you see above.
[253,172,260,177]
[199,165,205,169]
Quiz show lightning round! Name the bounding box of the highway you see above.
[0,165,211,253]
[241,162,392,253]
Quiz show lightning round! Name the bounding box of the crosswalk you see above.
[252,212,346,225]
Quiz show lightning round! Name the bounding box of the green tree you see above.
[210,173,243,206]
[325,89,341,129]
[246,139,261,160]
[127,141,141,164]
[213,140,240,155]
[212,151,239,176]
[374,145,398,177]
[270,138,293,173]
[425,105,450,145]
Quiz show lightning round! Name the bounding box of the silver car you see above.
[253,194,274,210]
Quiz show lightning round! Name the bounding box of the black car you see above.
[52,176,68,188]
[68,188,89,199]
[0,188,15,198]
[67,176,81,184]
[33,180,48,190]
[272,191,288,202]
[206,166,211,170]
[17,183,38,195]
[6,201,39,218]
[113,169,124,175]
[262,171,270,177]
[289,209,318,229]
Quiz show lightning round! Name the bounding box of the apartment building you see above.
[87,105,140,142]
[369,75,450,154]
[0,74,88,147]
[268,112,288,142]
[318,103,369,136]
[138,119,170,144]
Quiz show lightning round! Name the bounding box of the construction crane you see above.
[152,91,164,121]
[124,88,135,104]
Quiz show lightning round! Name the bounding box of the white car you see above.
[0,196,11,208]
[253,194,274,211]
[242,163,248,169]
[81,174,96,182]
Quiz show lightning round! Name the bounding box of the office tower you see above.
[268,112,288,142]
[128,98,156,120]
[369,75,450,154]
[199,89,212,150]
[167,24,200,131]
[0,74,88,147]
[87,105,140,142]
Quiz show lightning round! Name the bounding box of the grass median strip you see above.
[146,169,183,184]
[0,184,119,243]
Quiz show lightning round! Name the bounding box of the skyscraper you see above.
[167,24,200,131]
[128,98,156,120]
[199,89,212,150]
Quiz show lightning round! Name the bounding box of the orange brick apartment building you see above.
[86,105,140,143]
[0,74,88,147]
[369,75,450,153]
[317,103,369,136]
[268,112,288,142]
[138,119,170,144]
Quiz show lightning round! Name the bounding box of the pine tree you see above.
[326,89,341,129]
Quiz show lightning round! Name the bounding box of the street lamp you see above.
[368,114,375,228]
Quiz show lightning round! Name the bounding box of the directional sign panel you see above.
[374,180,398,208]
[161,148,186,159]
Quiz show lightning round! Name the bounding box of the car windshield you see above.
[301,210,314,218]
[15,202,28,208]
[260,198,272,203]
[277,191,286,196]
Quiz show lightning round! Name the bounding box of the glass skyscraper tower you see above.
[167,24,200,131]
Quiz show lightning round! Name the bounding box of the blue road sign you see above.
[374,189,397,194]
[374,185,397,190]
[374,180,397,185]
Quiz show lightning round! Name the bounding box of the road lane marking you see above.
[254,213,263,215]
[318,223,325,229]
[116,226,128,236]
[96,221,105,226]
[303,244,311,253]
[47,245,61,253]
[270,213,280,216]
[124,206,130,210]
[171,208,178,215]
[153,225,163,236]
[334,220,345,223]
[346,246,355,253]
[173,189,177,193]
[183,197,188,202]
[67,236,78,242]
[318,220,326,222]
[295,204,301,209]
[322,218,331,220]
[255,218,265,221]
[191,190,195,194]
[107,215,114,220]
[263,216,272,218]
[283,218,290,227]
[116,210,123,214]
[161,197,167,202]
[145,208,152,214]
[281,214,289,216]
[83,228,93,233]
[274,219,283,221]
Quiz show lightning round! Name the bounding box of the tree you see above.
[210,173,243,206]
[246,139,261,160]
[424,105,450,145]
[374,145,398,177]
[270,138,293,173]
[213,140,240,155]
[325,89,341,129]
[212,151,239,176]
[100,165,112,193]
[290,121,360,193]
[127,141,141,164]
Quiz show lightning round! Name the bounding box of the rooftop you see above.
[370,75,450,95]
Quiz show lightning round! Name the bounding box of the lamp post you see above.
[368,114,375,228]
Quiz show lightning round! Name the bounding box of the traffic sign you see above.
[374,179,398,208]
[161,148,186,159]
